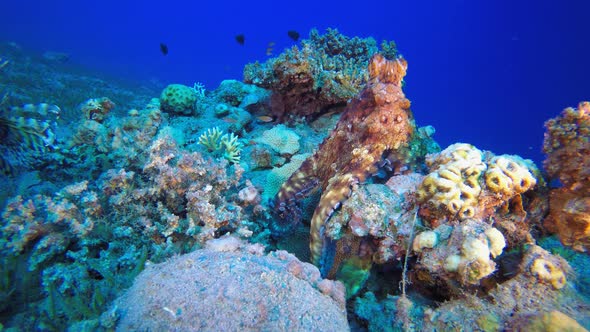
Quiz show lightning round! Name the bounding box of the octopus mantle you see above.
[272,54,415,277]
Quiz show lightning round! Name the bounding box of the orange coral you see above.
[543,101,590,191]
[545,188,590,251]
[543,102,590,251]
[272,54,415,276]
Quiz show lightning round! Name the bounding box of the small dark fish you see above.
[160,43,168,55]
[287,30,300,41]
[235,34,245,45]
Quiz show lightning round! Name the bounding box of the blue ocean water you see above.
[1,1,590,330]
[1,0,588,164]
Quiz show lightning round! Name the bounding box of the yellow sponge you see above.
[531,258,567,289]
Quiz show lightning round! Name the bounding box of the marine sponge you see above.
[452,226,506,284]
[543,101,590,191]
[412,230,438,252]
[531,258,567,289]
[416,220,506,286]
[160,84,199,115]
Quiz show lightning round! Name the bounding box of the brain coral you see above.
[160,84,198,115]
[111,236,348,331]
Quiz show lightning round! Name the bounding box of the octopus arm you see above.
[271,168,320,236]
[310,173,360,272]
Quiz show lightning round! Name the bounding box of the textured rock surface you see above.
[113,236,349,331]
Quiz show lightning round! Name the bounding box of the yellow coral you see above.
[418,144,538,222]
[197,127,242,164]
[417,143,486,220]
[197,127,224,152]
[485,155,537,196]
[531,258,567,289]
[221,132,243,164]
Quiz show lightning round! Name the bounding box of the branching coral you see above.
[197,127,243,164]
[197,127,224,151]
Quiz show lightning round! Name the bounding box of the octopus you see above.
[272,53,416,277]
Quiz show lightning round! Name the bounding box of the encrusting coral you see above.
[543,101,590,251]
[272,53,415,277]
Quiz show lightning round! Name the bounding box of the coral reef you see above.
[2,32,590,332]
[421,245,587,331]
[244,28,399,122]
[272,53,416,278]
[0,123,249,329]
[63,98,163,179]
[108,236,349,331]
[543,101,590,251]
[353,245,589,331]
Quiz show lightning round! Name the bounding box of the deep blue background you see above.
[1,0,589,165]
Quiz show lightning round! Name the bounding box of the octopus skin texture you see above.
[272,54,416,277]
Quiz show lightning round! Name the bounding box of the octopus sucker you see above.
[272,53,415,277]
